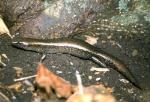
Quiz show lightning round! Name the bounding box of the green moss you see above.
[118,0,130,13]
[111,13,139,25]
[112,0,150,25]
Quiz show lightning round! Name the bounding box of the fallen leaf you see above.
[35,64,116,102]
[35,63,74,98]
[0,17,12,38]
[67,94,116,102]
[8,82,22,92]
[85,35,98,45]
[36,63,53,94]
[67,85,116,102]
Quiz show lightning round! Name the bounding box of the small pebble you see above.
[127,89,134,94]
[107,35,112,39]
[96,77,101,81]
[94,72,100,75]
[70,61,74,66]
[12,96,16,100]
[56,70,63,74]
[119,79,129,83]
[132,49,138,57]
[52,65,56,68]
[85,35,98,45]
[101,40,106,43]
[88,76,93,80]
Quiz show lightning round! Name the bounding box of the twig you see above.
[0,55,6,66]
[90,67,110,72]
[40,54,46,63]
[115,42,122,48]
[14,75,37,82]
[0,92,11,102]
[75,70,84,94]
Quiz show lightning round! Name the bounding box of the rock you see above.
[132,49,138,57]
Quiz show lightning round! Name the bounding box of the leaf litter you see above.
[33,63,116,102]
[3,62,115,102]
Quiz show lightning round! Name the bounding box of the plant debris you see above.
[132,49,138,57]
[8,82,22,92]
[90,67,110,72]
[0,17,12,38]
[33,63,116,102]
[14,75,37,82]
[67,85,115,102]
[0,91,11,102]
[35,63,74,98]
[85,35,98,45]
[0,55,6,67]
[13,67,23,77]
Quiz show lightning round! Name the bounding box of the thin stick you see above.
[75,70,84,94]
[40,54,46,63]
[14,75,37,82]
[90,67,110,72]
[0,55,6,66]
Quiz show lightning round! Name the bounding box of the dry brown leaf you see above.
[67,94,116,102]
[35,63,115,102]
[36,63,53,94]
[0,17,12,38]
[67,85,116,102]
[8,82,22,92]
[35,63,74,98]
[85,35,98,45]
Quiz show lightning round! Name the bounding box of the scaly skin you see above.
[12,37,141,89]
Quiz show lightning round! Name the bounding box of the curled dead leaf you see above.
[35,63,74,98]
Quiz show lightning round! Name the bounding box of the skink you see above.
[12,37,141,89]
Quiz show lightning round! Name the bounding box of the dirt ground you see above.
[0,0,150,102]
[0,31,150,102]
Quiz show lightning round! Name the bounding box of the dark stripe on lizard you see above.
[12,37,141,89]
